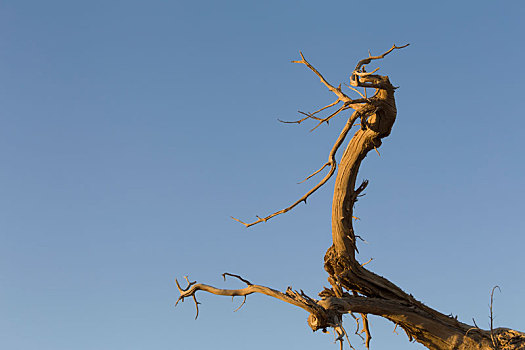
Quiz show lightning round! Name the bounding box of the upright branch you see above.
[490,286,502,349]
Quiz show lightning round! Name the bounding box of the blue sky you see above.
[1,1,524,349]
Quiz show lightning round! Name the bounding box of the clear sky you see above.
[1,1,524,349]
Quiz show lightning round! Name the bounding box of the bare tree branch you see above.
[292,52,352,103]
[278,113,321,125]
[362,313,372,349]
[343,83,367,99]
[350,44,409,89]
[309,104,349,132]
[232,109,361,227]
[232,295,247,312]
[181,45,525,350]
[353,44,410,72]
[175,276,201,319]
[175,275,324,318]
[298,162,330,184]
[278,109,328,125]
[490,286,502,349]
[353,67,381,77]
[222,272,252,285]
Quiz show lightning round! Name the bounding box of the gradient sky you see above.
[1,1,524,350]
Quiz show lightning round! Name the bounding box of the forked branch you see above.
[310,104,350,132]
[175,274,324,319]
[278,99,340,125]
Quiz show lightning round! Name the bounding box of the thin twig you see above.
[278,102,337,125]
[233,296,247,312]
[354,44,410,72]
[278,114,316,125]
[343,83,367,99]
[298,162,330,184]
[309,98,371,132]
[360,258,373,267]
[362,313,372,349]
[341,324,356,350]
[310,104,348,132]
[473,318,479,329]
[292,52,352,103]
[350,312,361,334]
[222,272,252,285]
[490,285,501,349]
[352,290,371,348]
[354,67,380,76]
[308,99,342,116]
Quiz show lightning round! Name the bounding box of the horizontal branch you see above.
[175,274,323,318]
[175,275,524,349]
[175,275,496,349]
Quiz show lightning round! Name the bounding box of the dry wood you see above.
[177,45,525,350]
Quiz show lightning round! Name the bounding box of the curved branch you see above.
[232,110,362,227]
[175,275,323,317]
[353,44,410,72]
[353,67,380,76]
[222,272,252,285]
[350,44,409,89]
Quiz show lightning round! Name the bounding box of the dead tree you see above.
[176,45,525,350]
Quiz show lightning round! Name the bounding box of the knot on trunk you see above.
[324,245,354,276]
[307,306,343,333]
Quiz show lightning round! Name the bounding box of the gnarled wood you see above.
[177,45,525,350]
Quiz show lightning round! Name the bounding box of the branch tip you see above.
[230,216,250,227]
[222,273,252,286]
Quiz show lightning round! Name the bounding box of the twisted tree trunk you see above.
[176,45,525,350]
